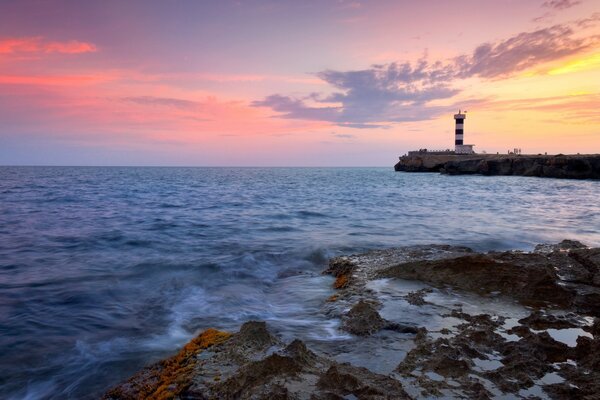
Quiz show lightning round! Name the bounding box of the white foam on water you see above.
[9,380,58,400]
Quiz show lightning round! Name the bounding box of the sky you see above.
[0,0,599,166]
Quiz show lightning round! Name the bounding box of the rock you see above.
[376,253,574,307]
[325,257,355,289]
[518,310,582,330]
[384,322,420,334]
[107,241,600,399]
[317,363,409,399]
[106,321,412,400]
[103,328,233,400]
[403,289,432,306]
[341,301,386,336]
[324,257,356,277]
[569,247,600,284]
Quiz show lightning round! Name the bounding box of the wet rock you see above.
[569,247,600,285]
[518,310,582,330]
[428,345,471,378]
[376,253,574,307]
[545,332,600,399]
[339,299,418,336]
[403,289,432,306]
[384,322,420,334]
[104,328,232,400]
[341,301,386,336]
[587,318,600,335]
[504,330,570,364]
[107,321,412,400]
[229,320,279,351]
[325,257,356,290]
[545,375,600,400]
[324,257,356,278]
[212,352,305,398]
[534,239,588,254]
[317,363,409,399]
[333,274,349,289]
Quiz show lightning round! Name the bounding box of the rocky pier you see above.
[104,239,600,399]
[394,153,600,179]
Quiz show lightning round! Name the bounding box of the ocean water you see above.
[0,166,599,399]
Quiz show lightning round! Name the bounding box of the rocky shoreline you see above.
[105,240,600,399]
[394,154,600,179]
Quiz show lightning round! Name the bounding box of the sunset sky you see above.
[1,0,599,166]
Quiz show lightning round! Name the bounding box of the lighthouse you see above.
[454,110,474,154]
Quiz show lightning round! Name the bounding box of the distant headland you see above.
[395,111,600,179]
[395,153,600,179]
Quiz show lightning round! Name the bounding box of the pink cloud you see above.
[0,37,97,55]
[0,74,111,86]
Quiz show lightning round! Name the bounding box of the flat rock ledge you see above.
[394,154,600,179]
[106,240,600,399]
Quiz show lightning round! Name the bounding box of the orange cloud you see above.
[0,37,97,54]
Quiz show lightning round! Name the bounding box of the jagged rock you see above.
[317,363,409,399]
[518,310,582,330]
[403,289,432,306]
[103,328,233,400]
[106,321,411,400]
[341,301,386,336]
[340,300,418,336]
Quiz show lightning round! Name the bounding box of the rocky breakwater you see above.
[394,154,600,179]
[106,240,600,399]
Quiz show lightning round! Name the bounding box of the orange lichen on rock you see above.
[333,274,349,289]
[327,294,339,302]
[104,328,231,400]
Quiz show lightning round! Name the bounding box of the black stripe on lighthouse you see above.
[455,116,464,145]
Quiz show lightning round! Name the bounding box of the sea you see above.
[1,166,599,399]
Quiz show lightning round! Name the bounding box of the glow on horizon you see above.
[0,0,599,166]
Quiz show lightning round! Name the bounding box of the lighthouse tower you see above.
[454,110,474,154]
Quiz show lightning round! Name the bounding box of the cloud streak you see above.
[122,96,197,109]
[542,0,580,10]
[0,37,96,55]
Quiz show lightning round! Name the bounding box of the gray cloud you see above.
[253,17,599,129]
[542,0,580,10]
[252,62,457,128]
[122,96,197,109]
[456,24,597,78]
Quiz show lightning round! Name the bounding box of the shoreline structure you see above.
[394,111,600,179]
[105,240,600,399]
